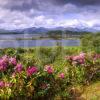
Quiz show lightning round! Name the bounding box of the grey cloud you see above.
[69,0,100,6]
[0,19,5,24]
[0,0,100,12]
[50,0,100,6]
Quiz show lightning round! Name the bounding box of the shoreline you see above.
[0,37,80,41]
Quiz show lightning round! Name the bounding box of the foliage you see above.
[81,33,100,53]
[0,49,100,99]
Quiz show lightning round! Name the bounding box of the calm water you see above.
[0,34,80,48]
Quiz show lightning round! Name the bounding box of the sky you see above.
[0,0,100,30]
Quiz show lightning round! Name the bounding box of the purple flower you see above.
[27,66,38,76]
[9,57,17,65]
[15,63,23,73]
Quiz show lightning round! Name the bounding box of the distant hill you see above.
[0,26,99,34]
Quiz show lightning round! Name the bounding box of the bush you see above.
[81,33,100,53]
[0,51,100,99]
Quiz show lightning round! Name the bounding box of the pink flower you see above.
[0,81,11,87]
[79,52,85,58]
[9,57,17,65]
[0,81,5,87]
[59,73,65,79]
[44,65,54,74]
[2,55,9,63]
[72,56,80,61]
[0,59,8,71]
[15,63,23,73]
[66,53,85,65]
[5,82,12,87]
[27,66,38,76]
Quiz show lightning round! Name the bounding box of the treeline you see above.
[80,32,100,53]
[46,30,92,39]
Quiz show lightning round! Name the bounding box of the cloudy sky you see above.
[0,0,100,30]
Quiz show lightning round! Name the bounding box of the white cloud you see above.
[0,1,100,30]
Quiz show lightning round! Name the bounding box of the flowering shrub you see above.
[44,65,54,74]
[65,53,100,84]
[27,66,38,76]
[0,52,100,99]
[65,52,85,65]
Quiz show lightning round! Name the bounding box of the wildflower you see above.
[2,55,9,63]
[59,73,65,79]
[44,65,54,74]
[66,53,85,65]
[27,66,38,76]
[9,57,17,65]
[15,63,23,73]
[0,59,8,71]
[0,81,5,87]
[5,82,12,87]
[79,52,85,58]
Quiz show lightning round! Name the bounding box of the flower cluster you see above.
[27,66,38,76]
[0,81,12,88]
[59,73,65,79]
[0,55,9,71]
[9,57,17,65]
[65,52,85,65]
[0,55,18,72]
[44,65,54,74]
[15,63,23,73]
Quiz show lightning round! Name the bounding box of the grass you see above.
[81,81,100,100]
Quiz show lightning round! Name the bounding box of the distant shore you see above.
[0,35,80,40]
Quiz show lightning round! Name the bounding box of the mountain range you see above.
[0,26,99,34]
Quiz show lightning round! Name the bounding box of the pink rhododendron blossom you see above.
[15,63,23,73]
[79,52,85,58]
[2,55,9,63]
[59,73,65,79]
[44,65,54,74]
[0,81,5,87]
[5,82,12,87]
[9,57,17,65]
[0,81,11,87]
[27,66,38,76]
[65,53,85,65]
[0,59,8,71]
